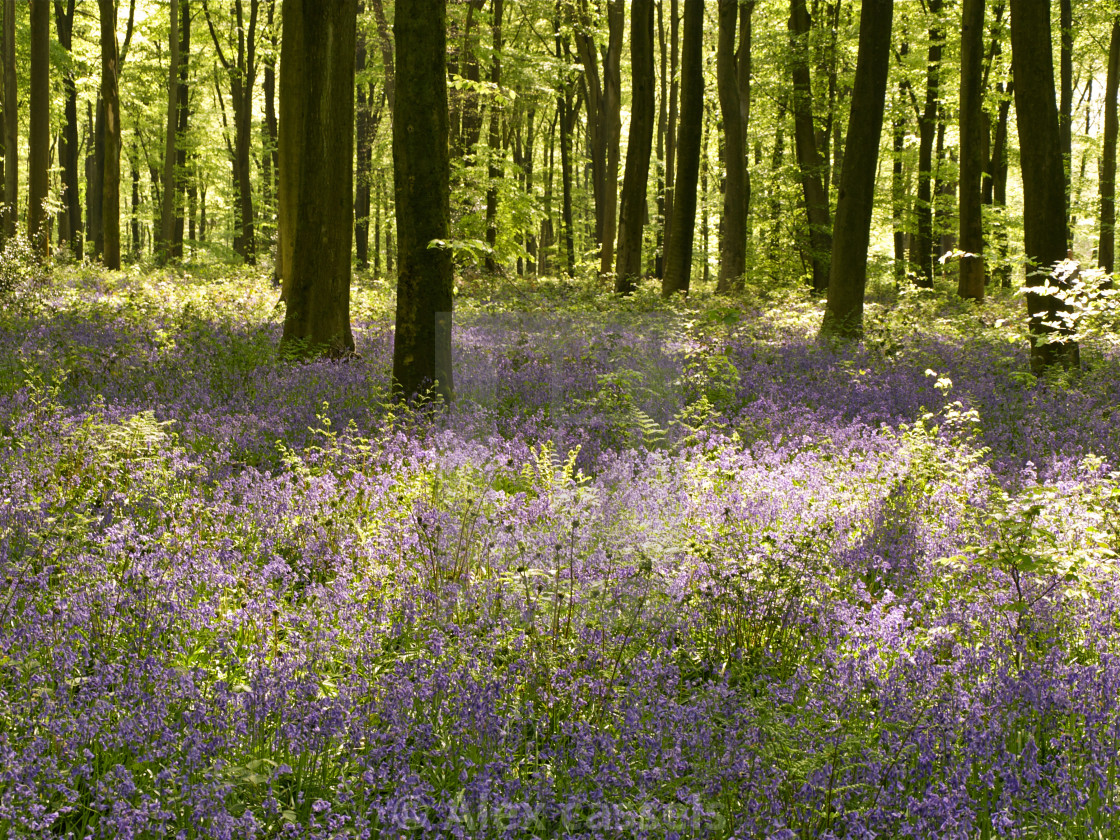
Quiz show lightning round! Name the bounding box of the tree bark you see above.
[819,0,893,339]
[615,0,654,293]
[1009,0,1079,372]
[279,0,357,357]
[173,0,191,257]
[55,0,81,256]
[99,0,123,269]
[158,0,180,263]
[1060,0,1072,247]
[1101,18,1120,274]
[789,0,831,294]
[3,0,16,241]
[911,0,943,288]
[355,3,371,269]
[484,0,504,273]
[28,0,49,256]
[392,0,453,399]
[203,0,260,264]
[660,0,702,297]
[716,0,752,293]
[958,0,985,299]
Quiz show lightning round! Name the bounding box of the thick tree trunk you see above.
[911,0,943,288]
[663,0,679,265]
[660,0,702,297]
[819,0,893,339]
[1101,18,1120,274]
[1009,0,1079,372]
[789,0,831,294]
[99,0,123,269]
[28,0,49,256]
[615,0,654,293]
[392,0,453,399]
[279,0,357,357]
[158,0,180,263]
[958,0,985,299]
[3,0,16,240]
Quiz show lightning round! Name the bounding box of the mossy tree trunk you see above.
[392,0,453,400]
[279,0,357,358]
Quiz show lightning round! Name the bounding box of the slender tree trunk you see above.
[355,3,371,269]
[892,46,909,285]
[279,0,358,357]
[55,0,81,256]
[1009,0,1079,372]
[29,0,50,256]
[1101,18,1120,274]
[958,0,985,299]
[615,0,654,293]
[661,0,702,297]
[158,0,180,262]
[789,0,831,294]
[663,0,679,263]
[3,0,16,240]
[911,0,943,288]
[1060,0,1073,247]
[653,0,666,279]
[484,0,504,273]
[392,0,452,398]
[716,0,751,293]
[99,0,123,269]
[172,1,191,257]
[555,2,576,277]
[819,0,893,339]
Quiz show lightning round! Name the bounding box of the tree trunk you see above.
[99,0,122,269]
[1101,18,1120,274]
[663,0,679,265]
[911,0,943,288]
[203,0,260,264]
[892,44,909,285]
[484,0,504,273]
[555,2,576,278]
[279,0,357,356]
[615,0,654,293]
[392,0,453,399]
[28,0,49,256]
[716,0,752,293]
[355,3,371,269]
[819,0,893,339]
[1060,0,1072,247]
[158,0,180,263]
[1009,0,1079,372]
[172,1,191,257]
[958,0,985,299]
[660,0,702,297]
[789,0,831,294]
[3,0,16,240]
[54,0,81,256]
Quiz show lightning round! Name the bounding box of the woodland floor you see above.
[2,263,1120,838]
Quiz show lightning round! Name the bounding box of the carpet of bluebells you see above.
[3,256,1120,839]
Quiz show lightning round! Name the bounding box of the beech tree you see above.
[28,0,48,255]
[614,0,654,294]
[958,0,985,299]
[158,0,180,263]
[392,0,453,399]
[1101,14,1120,275]
[1009,0,1079,372]
[716,0,754,293]
[55,0,81,255]
[98,0,124,269]
[789,0,831,294]
[820,0,894,339]
[3,0,15,241]
[278,0,358,356]
[661,0,703,298]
